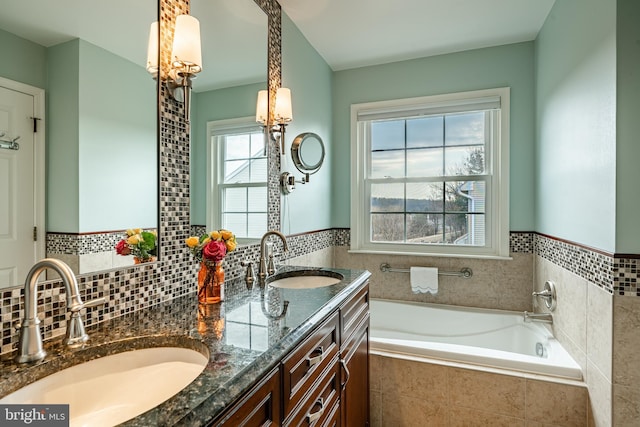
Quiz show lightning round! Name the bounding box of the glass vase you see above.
[198,261,224,304]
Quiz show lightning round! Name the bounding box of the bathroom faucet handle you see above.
[267,254,276,275]
[532,290,552,297]
[83,297,107,309]
[241,260,255,290]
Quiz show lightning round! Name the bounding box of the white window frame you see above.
[350,88,510,259]
[206,117,267,242]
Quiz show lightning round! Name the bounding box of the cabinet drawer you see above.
[212,366,281,427]
[284,358,340,427]
[282,312,339,417]
[320,400,340,427]
[339,282,369,346]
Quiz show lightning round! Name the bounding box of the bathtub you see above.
[369,299,582,380]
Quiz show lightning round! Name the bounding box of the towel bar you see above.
[379,263,473,279]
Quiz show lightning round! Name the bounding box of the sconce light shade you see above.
[146,22,159,77]
[274,87,293,124]
[256,90,268,124]
[172,14,202,73]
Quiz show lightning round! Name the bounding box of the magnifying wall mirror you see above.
[280,132,325,195]
[291,132,325,176]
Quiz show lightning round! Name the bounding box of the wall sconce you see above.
[146,22,159,79]
[255,87,293,154]
[169,14,202,123]
[147,15,202,123]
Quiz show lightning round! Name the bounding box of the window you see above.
[350,88,509,258]
[207,118,267,240]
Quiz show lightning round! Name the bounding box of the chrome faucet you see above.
[15,258,106,363]
[258,230,288,286]
[524,311,553,324]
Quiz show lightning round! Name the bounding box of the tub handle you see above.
[307,346,324,367]
[307,397,325,424]
[340,359,351,389]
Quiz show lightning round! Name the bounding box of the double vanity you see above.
[0,266,371,427]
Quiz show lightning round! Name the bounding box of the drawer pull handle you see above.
[340,358,350,389]
[307,346,324,367]
[307,397,325,424]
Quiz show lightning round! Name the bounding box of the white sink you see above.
[0,347,208,427]
[269,271,343,289]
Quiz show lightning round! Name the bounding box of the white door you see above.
[0,85,39,287]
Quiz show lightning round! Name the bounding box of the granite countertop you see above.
[0,266,371,426]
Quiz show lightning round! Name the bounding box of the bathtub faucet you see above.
[524,311,553,324]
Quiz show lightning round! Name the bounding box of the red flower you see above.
[115,239,131,255]
[203,240,227,263]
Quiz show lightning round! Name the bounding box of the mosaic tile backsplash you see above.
[1,225,637,356]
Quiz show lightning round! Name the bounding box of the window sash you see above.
[207,117,268,240]
[350,88,509,258]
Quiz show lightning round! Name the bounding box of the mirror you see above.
[0,0,158,286]
[189,0,268,244]
[291,132,325,176]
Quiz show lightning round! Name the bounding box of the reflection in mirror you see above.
[0,0,157,287]
[190,0,268,244]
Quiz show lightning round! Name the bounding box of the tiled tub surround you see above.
[370,353,589,427]
[0,267,370,426]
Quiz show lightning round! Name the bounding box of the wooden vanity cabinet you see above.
[210,282,369,427]
[338,284,370,427]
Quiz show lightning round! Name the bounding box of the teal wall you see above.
[330,42,536,231]
[281,13,333,234]
[534,0,616,252]
[0,28,46,88]
[189,12,333,235]
[77,40,156,232]
[190,81,266,226]
[47,40,80,232]
[47,39,156,232]
[615,0,640,254]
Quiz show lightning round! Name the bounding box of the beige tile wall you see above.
[283,246,334,269]
[370,354,588,426]
[534,255,613,426]
[612,296,640,426]
[334,247,533,311]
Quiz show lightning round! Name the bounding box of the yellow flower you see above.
[202,236,211,245]
[125,229,135,237]
[133,228,142,235]
[210,230,221,240]
[127,234,141,245]
[225,238,237,252]
[185,236,199,248]
[220,229,234,241]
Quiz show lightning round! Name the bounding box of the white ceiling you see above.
[0,0,267,92]
[0,1,555,89]
[278,0,556,71]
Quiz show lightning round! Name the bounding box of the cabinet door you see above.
[340,319,369,427]
[213,367,281,427]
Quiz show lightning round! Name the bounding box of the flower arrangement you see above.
[115,229,157,263]
[185,229,237,265]
[186,229,237,304]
